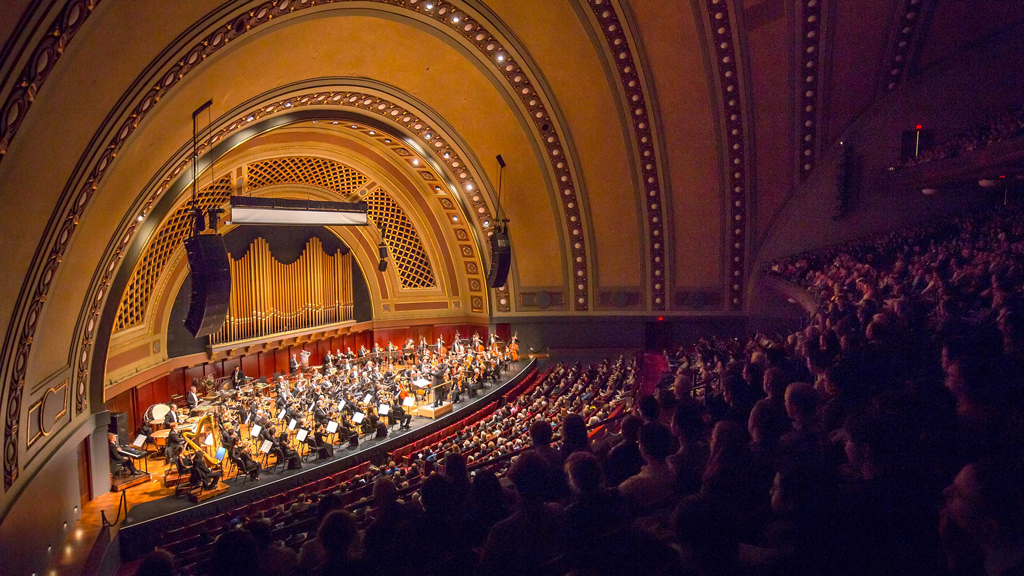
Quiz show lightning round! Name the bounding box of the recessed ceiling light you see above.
[384,138,392,143]
[368,130,375,135]
[137,214,144,222]
[351,125,358,129]
[412,159,420,165]
[332,121,338,125]
[452,15,460,23]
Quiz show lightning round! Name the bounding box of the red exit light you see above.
[915,124,922,130]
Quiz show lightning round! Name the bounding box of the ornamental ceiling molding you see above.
[2,0,588,489]
[878,0,931,96]
[577,0,671,311]
[0,0,101,157]
[699,0,752,311]
[796,0,827,180]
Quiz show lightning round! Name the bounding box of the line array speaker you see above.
[108,412,129,445]
[183,234,231,337]
[487,229,511,288]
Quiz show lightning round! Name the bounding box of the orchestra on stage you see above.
[118,333,521,494]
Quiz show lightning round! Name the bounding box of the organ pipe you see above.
[210,237,354,344]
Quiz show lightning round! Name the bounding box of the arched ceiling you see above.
[0,0,1021,510]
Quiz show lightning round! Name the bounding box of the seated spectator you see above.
[246,518,298,576]
[565,452,628,548]
[135,548,176,576]
[941,458,1024,576]
[463,471,511,549]
[529,420,560,467]
[669,402,710,495]
[297,493,344,571]
[605,415,644,486]
[619,422,676,510]
[638,394,661,423]
[559,413,591,461]
[212,528,260,576]
[479,452,568,575]
[673,495,743,576]
[315,511,368,574]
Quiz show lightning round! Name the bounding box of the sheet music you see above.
[288,419,297,431]
[204,434,213,446]
[132,435,147,448]
[278,409,286,420]
[363,393,373,404]
[353,412,365,424]
[296,429,309,442]
[402,396,415,407]
[250,424,262,439]
[326,421,339,434]
[378,404,390,415]
[338,400,346,411]
[414,379,430,388]
[259,440,273,454]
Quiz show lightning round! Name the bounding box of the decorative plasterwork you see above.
[881,0,929,94]
[26,381,68,448]
[365,186,437,289]
[0,0,101,158]
[797,0,825,178]
[703,0,750,310]
[583,0,668,310]
[246,156,369,198]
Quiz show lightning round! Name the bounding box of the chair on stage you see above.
[229,454,254,488]
[173,459,197,498]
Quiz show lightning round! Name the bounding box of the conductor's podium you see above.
[415,402,453,419]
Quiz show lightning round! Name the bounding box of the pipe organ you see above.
[210,237,354,344]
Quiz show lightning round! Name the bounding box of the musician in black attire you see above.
[432,364,448,407]
[164,404,181,425]
[232,366,246,388]
[390,402,411,430]
[313,401,329,427]
[289,354,299,375]
[230,443,261,480]
[187,450,222,489]
[108,433,139,475]
[186,384,200,409]
[276,431,302,470]
[165,422,186,461]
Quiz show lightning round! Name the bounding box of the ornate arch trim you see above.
[577,0,671,310]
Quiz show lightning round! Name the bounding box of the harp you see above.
[181,412,223,468]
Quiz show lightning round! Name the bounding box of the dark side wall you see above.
[166,226,372,357]
[750,22,1024,316]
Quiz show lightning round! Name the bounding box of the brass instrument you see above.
[181,412,223,468]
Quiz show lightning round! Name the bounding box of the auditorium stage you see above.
[118,358,536,556]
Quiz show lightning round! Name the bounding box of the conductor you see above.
[431,363,448,408]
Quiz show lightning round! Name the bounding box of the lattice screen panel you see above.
[365,187,436,289]
[114,177,234,331]
[246,157,368,197]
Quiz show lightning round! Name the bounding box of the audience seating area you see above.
[896,103,1024,169]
